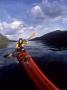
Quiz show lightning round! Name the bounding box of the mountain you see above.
[0,34,9,48]
[32,30,67,48]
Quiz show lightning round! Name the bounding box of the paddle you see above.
[27,32,36,40]
[4,32,36,58]
[4,53,13,58]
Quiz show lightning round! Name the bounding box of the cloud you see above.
[0,20,24,35]
[11,21,22,29]
[29,0,67,20]
[0,21,23,29]
[42,0,62,18]
[35,23,63,36]
[0,18,66,40]
[0,20,37,40]
[62,17,67,23]
[31,5,44,18]
[0,0,67,41]
[28,0,63,24]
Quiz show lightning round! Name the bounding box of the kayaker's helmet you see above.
[19,38,23,44]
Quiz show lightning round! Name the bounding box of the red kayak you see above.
[17,51,59,90]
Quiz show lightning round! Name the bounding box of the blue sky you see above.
[0,0,42,23]
[0,0,67,40]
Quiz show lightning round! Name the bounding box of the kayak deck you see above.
[17,51,59,90]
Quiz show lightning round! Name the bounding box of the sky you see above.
[0,0,67,40]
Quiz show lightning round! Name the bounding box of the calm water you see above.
[0,41,67,66]
[0,40,67,89]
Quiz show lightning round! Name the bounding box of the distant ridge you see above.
[32,30,62,40]
[32,30,67,48]
[0,33,9,48]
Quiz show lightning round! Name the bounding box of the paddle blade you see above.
[27,32,37,40]
[4,54,9,58]
[4,53,13,58]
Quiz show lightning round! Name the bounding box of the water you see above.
[0,40,67,89]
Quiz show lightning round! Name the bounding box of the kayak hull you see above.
[17,51,59,90]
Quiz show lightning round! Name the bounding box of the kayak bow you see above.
[17,51,59,90]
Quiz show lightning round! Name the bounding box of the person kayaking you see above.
[15,38,29,63]
[16,38,28,52]
[4,38,28,58]
[4,32,36,59]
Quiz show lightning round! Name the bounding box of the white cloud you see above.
[11,21,22,29]
[29,0,67,20]
[30,5,45,18]
[62,17,67,24]
[0,21,23,30]
[0,20,37,40]
[31,5,42,15]
[0,18,66,40]
[0,19,65,40]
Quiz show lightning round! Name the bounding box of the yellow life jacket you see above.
[16,40,28,49]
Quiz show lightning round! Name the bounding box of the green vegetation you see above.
[0,34,9,48]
